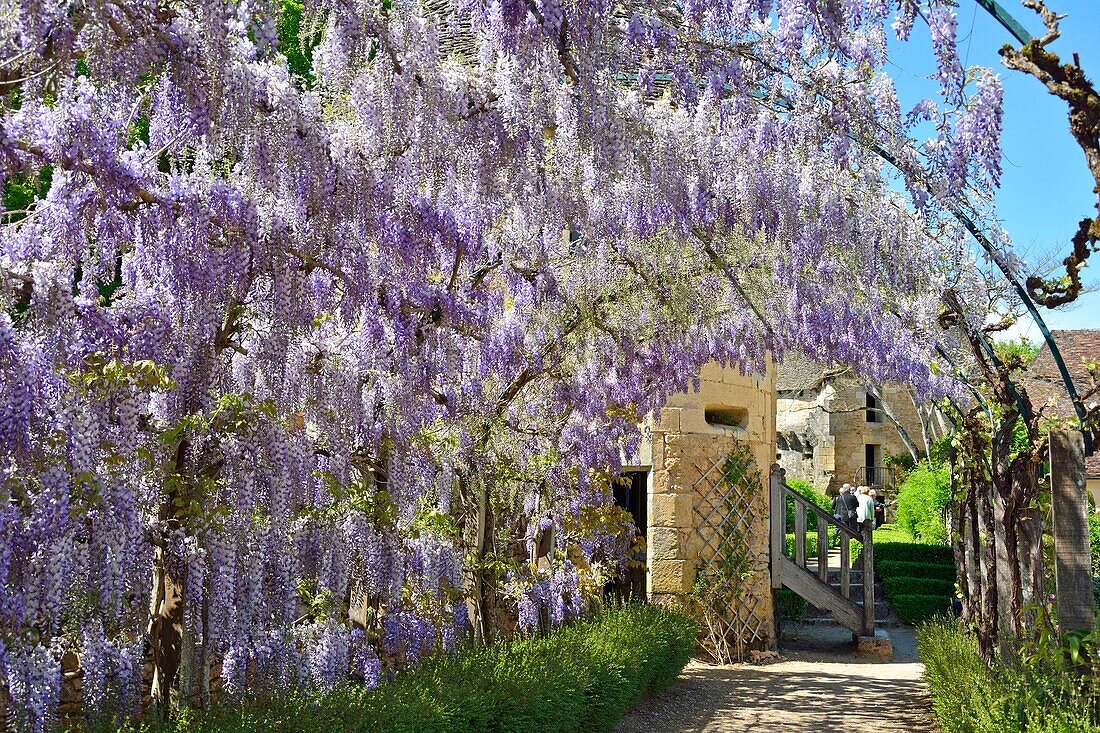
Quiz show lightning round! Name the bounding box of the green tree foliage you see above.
[896,462,952,544]
[277,0,318,85]
[784,476,831,528]
[993,337,1040,369]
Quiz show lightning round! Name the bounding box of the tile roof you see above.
[774,351,856,394]
[1021,330,1100,479]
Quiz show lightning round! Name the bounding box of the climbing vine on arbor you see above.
[0,0,1013,726]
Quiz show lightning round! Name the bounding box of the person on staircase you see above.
[855,485,876,533]
[832,483,859,531]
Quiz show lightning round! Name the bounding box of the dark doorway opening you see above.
[865,444,882,486]
[611,470,648,600]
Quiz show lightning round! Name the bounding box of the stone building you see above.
[1022,329,1100,511]
[623,361,778,656]
[773,352,930,495]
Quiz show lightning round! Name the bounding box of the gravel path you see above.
[616,625,937,733]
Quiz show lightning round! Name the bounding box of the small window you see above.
[866,392,883,423]
[705,406,747,428]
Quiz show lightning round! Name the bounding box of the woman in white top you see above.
[855,485,876,532]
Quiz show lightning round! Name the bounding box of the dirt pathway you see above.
[616,625,937,733]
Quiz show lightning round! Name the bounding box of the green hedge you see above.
[877,560,956,582]
[917,618,1100,733]
[883,577,955,600]
[784,532,820,559]
[784,477,832,529]
[873,542,954,566]
[891,594,952,624]
[775,587,807,621]
[154,605,697,733]
[1089,509,1100,577]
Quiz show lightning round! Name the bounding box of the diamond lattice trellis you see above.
[689,447,768,664]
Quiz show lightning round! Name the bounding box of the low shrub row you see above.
[875,539,956,624]
[775,587,807,621]
[873,541,953,566]
[877,560,956,582]
[890,594,952,624]
[152,604,697,733]
[917,618,1100,733]
[882,577,955,599]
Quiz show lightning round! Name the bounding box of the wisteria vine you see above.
[0,0,1005,727]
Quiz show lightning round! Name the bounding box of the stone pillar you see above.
[1049,430,1096,633]
[645,361,777,652]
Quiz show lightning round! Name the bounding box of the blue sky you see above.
[884,1,1100,342]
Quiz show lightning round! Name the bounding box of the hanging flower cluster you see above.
[0,0,1003,725]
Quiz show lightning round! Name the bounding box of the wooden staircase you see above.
[769,465,876,637]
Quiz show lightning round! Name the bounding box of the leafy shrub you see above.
[917,617,1100,733]
[784,531,819,559]
[877,560,956,582]
[784,477,831,529]
[917,617,1018,733]
[873,541,954,566]
[150,605,697,733]
[891,594,951,623]
[883,577,955,599]
[775,587,807,621]
[895,462,952,544]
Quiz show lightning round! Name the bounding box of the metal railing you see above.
[856,465,895,489]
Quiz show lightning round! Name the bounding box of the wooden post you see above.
[1049,431,1096,633]
[794,504,806,568]
[770,464,784,589]
[817,518,828,583]
[840,536,850,599]
[862,524,875,636]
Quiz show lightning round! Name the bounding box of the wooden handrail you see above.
[772,465,876,637]
[783,486,862,541]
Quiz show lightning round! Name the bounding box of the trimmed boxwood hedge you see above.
[153,604,697,733]
[891,594,952,624]
[877,560,956,582]
[883,576,955,599]
[873,541,954,566]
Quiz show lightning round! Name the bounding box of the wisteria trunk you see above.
[149,547,185,715]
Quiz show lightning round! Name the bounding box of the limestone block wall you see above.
[830,383,926,491]
[777,385,836,491]
[643,361,777,651]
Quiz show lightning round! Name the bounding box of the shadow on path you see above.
[616,625,936,733]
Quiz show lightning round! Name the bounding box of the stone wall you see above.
[829,383,925,493]
[776,385,835,490]
[778,381,927,496]
[642,361,777,653]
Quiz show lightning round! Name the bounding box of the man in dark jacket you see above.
[831,483,859,530]
[870,489,887,529]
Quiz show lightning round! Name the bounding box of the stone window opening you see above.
[866,391,884,423]
[704,405,748,429]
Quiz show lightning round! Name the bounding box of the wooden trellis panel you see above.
[690,452,767,663]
